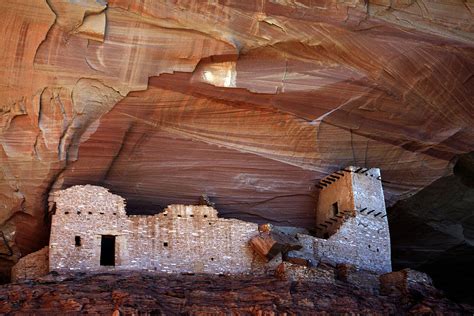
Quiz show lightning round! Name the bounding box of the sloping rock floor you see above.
[0,272,472,315]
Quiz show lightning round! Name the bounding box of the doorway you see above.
[100,235,115,266]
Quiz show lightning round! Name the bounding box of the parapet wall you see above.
[50,186,275,275]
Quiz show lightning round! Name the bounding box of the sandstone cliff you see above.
[0,0,473,303]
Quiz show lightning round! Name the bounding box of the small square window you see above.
[163,242,168,247]
[75,236,81,247]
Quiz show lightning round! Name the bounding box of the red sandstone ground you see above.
[0,271,473,315]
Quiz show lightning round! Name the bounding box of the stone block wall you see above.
[313,212,391,273]
[50,185,275,275]
[313,166,391,273]
[351,167,386,218]
[50,186,130,272]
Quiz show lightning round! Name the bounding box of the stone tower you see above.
[314,166,392,273]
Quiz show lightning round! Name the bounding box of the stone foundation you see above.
[275,262,335,283]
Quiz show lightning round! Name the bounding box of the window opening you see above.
[75,236,81,247]
[331,202,339,217]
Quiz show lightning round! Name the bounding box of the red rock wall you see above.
[0,0,472,281]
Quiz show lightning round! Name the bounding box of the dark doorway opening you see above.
[332,202,339,217]
[75,236,81,247]
[100,235,115,266]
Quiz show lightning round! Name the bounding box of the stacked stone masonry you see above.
[314,166,392,274]
[50,185,277,275]
[48,165,391,277]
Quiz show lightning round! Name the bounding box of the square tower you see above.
[314,166,391,273]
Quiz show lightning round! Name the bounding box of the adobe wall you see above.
[316,169,354,233]
[50,185,276,275]
[49,186,129,272]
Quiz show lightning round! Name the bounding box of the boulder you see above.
[249,227,302,261]
[380,269,435,297]
[11,246,49,282]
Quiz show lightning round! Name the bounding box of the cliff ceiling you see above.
[0,0,473,299]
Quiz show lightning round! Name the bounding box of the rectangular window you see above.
[332,202,339,217]
[100,235,115,266]
[75,236,81,247]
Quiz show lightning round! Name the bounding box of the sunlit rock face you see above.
[0,0,472,295]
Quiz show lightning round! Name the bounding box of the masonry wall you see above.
[313,213,391,273]
[50,185,273,275]
[313,167,391,273]
[351,168,386,217]
[49,186,129,272]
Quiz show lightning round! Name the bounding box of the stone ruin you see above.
[313,166,392,273]
[11,166,392,281]
[48,185,277,275]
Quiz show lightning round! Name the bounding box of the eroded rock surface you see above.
[10,246,48,283]
[1,271,472,315]
[0,0,473,303]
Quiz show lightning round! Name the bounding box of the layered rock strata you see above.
[0,0,473,302]
[1,269,472,314]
